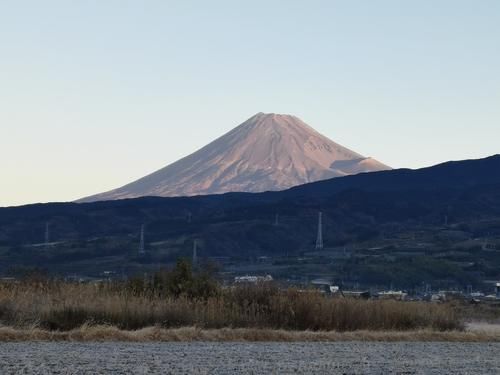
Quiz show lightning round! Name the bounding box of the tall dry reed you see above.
[0,281,462,332]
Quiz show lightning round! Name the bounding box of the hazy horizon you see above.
[1,1,499,206]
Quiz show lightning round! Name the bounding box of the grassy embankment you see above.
[0,260,496,342]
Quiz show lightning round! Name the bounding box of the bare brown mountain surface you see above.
[81,113,390,202]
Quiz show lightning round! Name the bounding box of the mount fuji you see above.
[81,113,391,202]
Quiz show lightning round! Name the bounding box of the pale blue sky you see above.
[1,1,499,206]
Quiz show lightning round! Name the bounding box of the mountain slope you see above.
[81,113,390,202]
[284,154,500,198]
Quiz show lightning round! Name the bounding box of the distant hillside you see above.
[285,154,500,197]
[0,155,499,287]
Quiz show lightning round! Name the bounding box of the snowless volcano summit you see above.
[81,113,391,202]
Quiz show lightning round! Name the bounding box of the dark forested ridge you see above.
[1,155,499,288]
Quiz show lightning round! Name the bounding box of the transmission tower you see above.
[192,239,198,267]
[139,224,145,255]
[315,212,324,250]
[44,222,50,247]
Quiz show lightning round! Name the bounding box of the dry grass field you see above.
[0,279,462,337]
[2,261,496,342]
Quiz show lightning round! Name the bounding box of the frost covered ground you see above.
[0,342,499,374]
